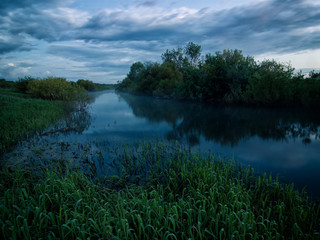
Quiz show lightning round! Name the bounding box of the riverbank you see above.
[0,88,65,155]
[1,142,319,239]
[117,43,320,107]
[1,83,320,239]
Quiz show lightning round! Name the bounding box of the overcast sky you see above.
[1,0,320,83]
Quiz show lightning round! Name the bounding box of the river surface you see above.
[5,90,320,197]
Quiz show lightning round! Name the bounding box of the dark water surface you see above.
[89,91,320,197]
[7,90,320,197]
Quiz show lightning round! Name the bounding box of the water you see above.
[5,90,320,197]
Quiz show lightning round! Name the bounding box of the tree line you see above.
[117,42,320,106]
[0,77,114,101]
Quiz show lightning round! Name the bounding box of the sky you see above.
[0,0,320,83]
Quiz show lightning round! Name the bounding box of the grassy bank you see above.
[1,142,319,239]
[0,89,65,155]
[1,77,319,239]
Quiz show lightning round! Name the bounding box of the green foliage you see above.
[243,60,294,105]
[118,43,320,107]
[77,79,96,91]
[1,142,319,239]
[243,62,320,106]
[309,70,320,80]
[76,79,114,91]
[27,77,87,101]
[185,42,202,67]
[201,49,256,102]
[15,76,37,93]
[0,79,15,88]
[0,90,64,155]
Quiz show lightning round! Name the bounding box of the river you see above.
[5,90,320,198]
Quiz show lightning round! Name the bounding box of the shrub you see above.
[15,76,36,93]
[77,79,96,91]
[0,79,15,88]
[243,60,294,105]
[27,77,87,101]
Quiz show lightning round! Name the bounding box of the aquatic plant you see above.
[1,141,319,239]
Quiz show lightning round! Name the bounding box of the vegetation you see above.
[27,77,87,101]
[118,92,320,146]
[0,79,15,89]
[0,88,64,155]
[0,77,94,155]
[117,43,320,106]
[77,79,115,91]
[1,74,319,239]
[1,141,319,239]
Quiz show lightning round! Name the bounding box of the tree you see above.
[127,62,145,83]
[243,60,294,105]
[161,47,185,70]
[185,42,201,67]
[77,79,95,91]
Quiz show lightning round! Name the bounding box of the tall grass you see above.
[0,90,64,155]
[1,142,319,239]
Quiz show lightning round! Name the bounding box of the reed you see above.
[1,141,319,239]
[0,90,65,155]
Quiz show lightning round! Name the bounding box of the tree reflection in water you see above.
[118,92,320,146]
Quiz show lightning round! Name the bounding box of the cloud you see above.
[137,0,159,7]
[201,0,320,54]
[2,0,320,55]
[0,60,34,79]
[5,7,88,42]
[46,41,160,82]
[0,35,34,54]
[0,0,73,13]
[78,6,199,42]
[69,0,320,56]
[0,0,319,82]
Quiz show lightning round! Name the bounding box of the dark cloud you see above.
[71,0,320,55]
[0,0,72,12]
[0,0,319,82]
[0,37,33,54]
[47,42,159,66]
[6,8,77,42]
[2,0,320,55]
[199,0,320,53]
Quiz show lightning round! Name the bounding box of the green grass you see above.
[1,142,319,239]
[0,86,319,239]
[0,89,65,155]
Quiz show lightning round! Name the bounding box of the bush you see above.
[27,77,87,101]
[243,60,294,105]
[0,79,15,88]
[77,79,96,91]
[15,76,36,93]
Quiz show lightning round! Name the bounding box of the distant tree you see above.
[117,43,320,107]
[128,62,145,83]
[201,49,256,102]
[0,79,15,88]
[309,70,320,80]
[161,47,185,70]
[77,79,95,91]
[28,77,87,101]
[243,60,294,105]
[185,42,202,67]
[16,76,37,93]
